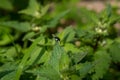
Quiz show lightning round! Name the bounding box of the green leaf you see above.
[0,61,19,80]
[91,50,111,80]
[72,50,88,64]
[15,35,44,80]
[26,47,44,67]
[39,66,61,80]
[59,49,70,71]
[64,45,91,65]
[36,75,49,80]
[0,62,18,79]
[0,71,16,80]
[48,10,70,28]
[0,33,11,46]
[0,21,31,32]
[76,28,96,44]
[76,62,93,79]
[46,43,64,72]
[0,27,11,45]
[40,4,50,18]
[27,66,61,80]
[22,32,36,41]
[19,0,49,19]
[79,8,99,25]
[108,16,120,25]
[0,0,13,10]
[64,43,80,53]
[37,50,51,64]
[106,3,112,18]
[26,37,46,67]
[58,26,75,43]
[0,45,20,62]
[69,75,81,80]
[0,27,20,46]
[19,0,41,18]
[108,39,120,63]
[30,43,65,80]
[76,28,87,38]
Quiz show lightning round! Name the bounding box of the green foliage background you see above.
[0,0,120,80]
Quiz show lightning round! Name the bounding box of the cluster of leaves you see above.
[0,0,120,80]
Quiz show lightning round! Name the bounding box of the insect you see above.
[54,36,60,42]
[52,34,60,42]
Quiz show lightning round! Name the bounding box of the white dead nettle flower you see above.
[95,27,102,33]
[75,41,80,47]
[102,40,106,45]
[31,24,40,32]
[32,26,40,32]
[60,74,63,78]
[34,11,40,18]
[95,26,107,34]
[99,40,106,46]
[97,29,102,33]
[103,29,107,34]
[33,27,40,31]
[95,27,99,31]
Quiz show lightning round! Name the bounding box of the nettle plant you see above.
[0,0,120,80]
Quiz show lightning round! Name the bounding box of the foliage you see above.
[0,0,120,80]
